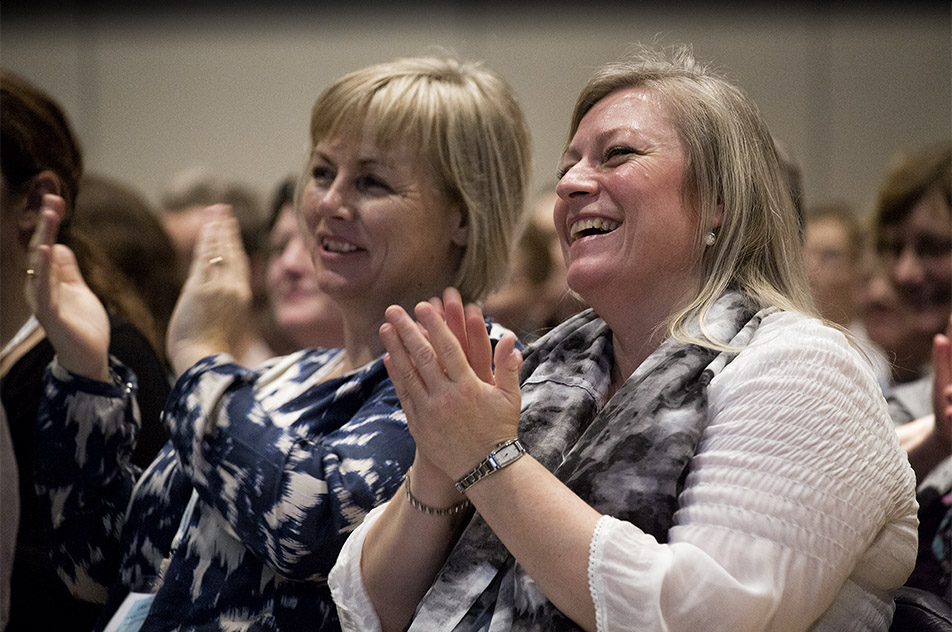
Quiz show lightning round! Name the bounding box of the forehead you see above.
[314,125,414,167]
[567,87,676,152]
[883,190,952,234]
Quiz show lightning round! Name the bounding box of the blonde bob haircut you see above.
[303,56,532,304]
[567,44,816,348]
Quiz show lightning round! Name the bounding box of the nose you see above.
[317,178,351,218]
[555,161,598,202]
[282,235,314,273]
[891,244,925,286]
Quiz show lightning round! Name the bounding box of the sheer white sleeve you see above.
[329,503,387,632]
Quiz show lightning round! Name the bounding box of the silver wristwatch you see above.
[455,438,526,494]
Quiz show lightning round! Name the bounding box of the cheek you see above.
[927,259,952,284]
[297,190,319,230]
[267,257,291,289]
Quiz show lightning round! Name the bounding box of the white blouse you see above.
[329,311,919,632]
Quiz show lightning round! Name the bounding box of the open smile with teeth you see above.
[569,217,620,243]
[322,238,360,253]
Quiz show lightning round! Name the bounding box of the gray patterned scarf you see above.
[408,291,769,631]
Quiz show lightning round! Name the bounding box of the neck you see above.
[338,308,388,373]
[610,328,662,389]
[599,296,676,382]
[587,281,697,389]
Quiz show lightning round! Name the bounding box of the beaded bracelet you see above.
[404,467,471,516]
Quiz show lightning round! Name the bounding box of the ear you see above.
[16,172,64,249]
[450,205,469,248]
[25,171,62,212]
[15,172,62,240]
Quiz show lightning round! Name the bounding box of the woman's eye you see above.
[312,166,334,184]
[604,146,637,163]
[268,240,289,260]
[356,175,392,193]
[916,236,952,259]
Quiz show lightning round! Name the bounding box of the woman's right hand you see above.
[26,194,111,381]
[380,287,522,483]
[166,204,252,376]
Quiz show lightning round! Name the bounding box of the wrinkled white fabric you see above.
[588,312,918,631]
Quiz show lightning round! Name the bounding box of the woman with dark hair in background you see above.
[0,69,170,631]
[73,172,186,369]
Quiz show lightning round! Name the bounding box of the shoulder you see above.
[709,310,896,447]
[720,310,875,387]
[708,309,902,466]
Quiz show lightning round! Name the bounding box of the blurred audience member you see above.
[804,202,866,328]
[159,166,265,265]
[73,173,185,367]
[870,142,952,600]
[0,67,170,632]
[160,167,271,365]
[263,177,344,354]
[871,142,951,425]
[483,221,557,342]
[858,258,934,409]
[897,316,952,599]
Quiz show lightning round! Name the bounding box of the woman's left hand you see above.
[26,194,111,381]
[166,204,252,376]
[380,288,523,481]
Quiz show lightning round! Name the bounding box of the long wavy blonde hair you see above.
[568,44,817,348]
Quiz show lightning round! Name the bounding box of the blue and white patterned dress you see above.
[33,327,511,632]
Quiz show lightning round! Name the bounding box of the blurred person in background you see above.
[482,221,558,343]
[869,142,952,601]
[804,202,892,386]
[529,187,587,328]
[0,67,170,632]
[1,404,16,631]
[261,177,345,355]
[858,258,935,405]
[803,202,867,328]
[159,167,271,365]
[73,172,185,370]
[870,142,951,425]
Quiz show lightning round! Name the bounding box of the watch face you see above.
[494,443,522,465]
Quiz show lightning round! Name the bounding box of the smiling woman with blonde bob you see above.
[27,56,530,632]
[328,44,919,632]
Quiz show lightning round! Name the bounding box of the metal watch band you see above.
[455,438,526,494]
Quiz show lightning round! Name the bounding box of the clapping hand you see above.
[26,194,111,381]
[166,204,252,376]
[379,287,522,481]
